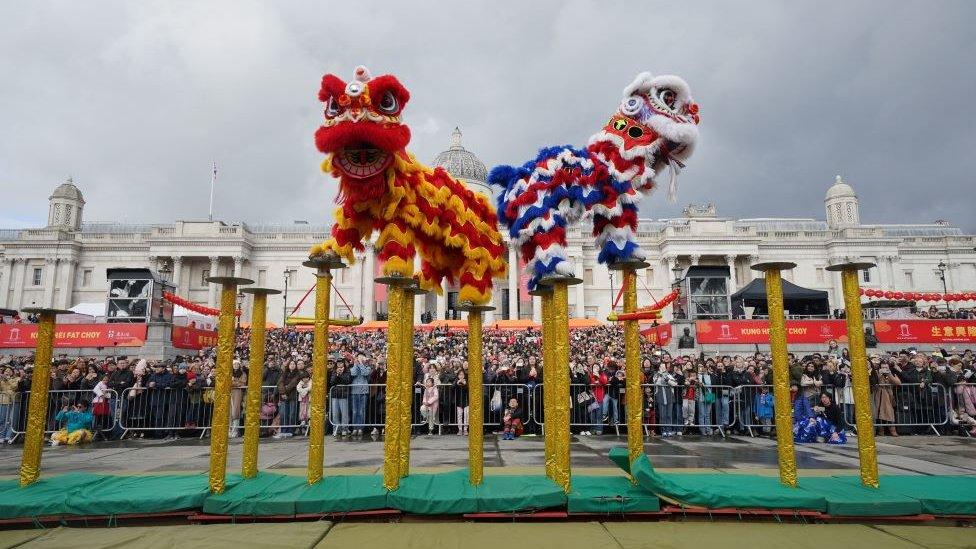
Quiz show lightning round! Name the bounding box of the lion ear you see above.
[367,75,410,110]
[319,74,347,103]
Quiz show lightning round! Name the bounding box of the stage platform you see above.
[1,449,975,525]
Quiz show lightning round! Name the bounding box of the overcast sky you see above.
[1,1,974,231]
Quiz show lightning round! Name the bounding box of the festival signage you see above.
[873,319,976,344]
[0,323,147,348]
[640,323,672,346]
[695,319,849,344]
[171,325,219,350]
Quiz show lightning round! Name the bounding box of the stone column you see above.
[172,256,184,296]
[726,254,738,293]
[747,254,760,282]
[690,254,701,266]
[436,281,447,320]
[363,246,375,320]
[0,258,12,308]
[208,256,220,307]
[58,259,78,309]
[507,243,518,320]
[575,279,586,318]
[11,259,26,310]
[532,295,542,323]
[42,258,58,308]
[233,256,245,279]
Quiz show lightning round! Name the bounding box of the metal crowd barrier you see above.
[734,384,778,437]
[119,385,214,439]
[9,389,119,439]
[640,383,734,437]
[326,382,422,434]
[850,382,950,436]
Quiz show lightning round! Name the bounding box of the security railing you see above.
[8,389,119,439]
[949,382,976,437]
[854,382,950,436]
[641,383,734,437]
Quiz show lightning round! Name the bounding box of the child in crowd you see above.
[51,402,94,446]
[502,398,523,440]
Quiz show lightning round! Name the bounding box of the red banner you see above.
[874,320,976,344]
[0,323,147,349]
[171,325,219,350]
[695,319,849,344]
[640,323,673,346]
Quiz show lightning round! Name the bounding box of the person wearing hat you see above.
[50,401,94,446]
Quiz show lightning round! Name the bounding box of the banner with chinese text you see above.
[873,320,976,344]
[695,319,849,344]
[0,323,147,348]
[171,325,219,349]
[640,323,673,346]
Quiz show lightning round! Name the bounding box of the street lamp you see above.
[935,261,949,312]
[157,262,173,322]
[282,269,293,325]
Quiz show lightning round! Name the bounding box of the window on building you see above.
[82,269,92,287]
[201,269,210,285]
[258,269,267,285]
[646,268,655,285]
[862,269,871,283]
[816,267,825,284]
[32,267,42,286]
[583,268,593,285]
[904,270,914,288]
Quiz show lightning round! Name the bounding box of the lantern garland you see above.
[163,291,241,317]
[859,288,976,303]
[609,288,681,322]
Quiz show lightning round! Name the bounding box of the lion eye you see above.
[378,91,399,114]
[656,88,677,109]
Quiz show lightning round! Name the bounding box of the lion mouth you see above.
[335,143,392,178]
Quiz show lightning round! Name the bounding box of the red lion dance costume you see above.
[310,66,506,305]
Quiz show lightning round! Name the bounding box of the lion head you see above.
[314,66,411,184]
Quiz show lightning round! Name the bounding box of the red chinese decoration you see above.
[163,292,241,317]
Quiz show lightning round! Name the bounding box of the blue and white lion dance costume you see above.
[489,72,700,289]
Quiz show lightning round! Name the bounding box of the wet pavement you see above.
[1,432,974,477]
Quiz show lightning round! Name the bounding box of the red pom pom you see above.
[892,292,903,299]
[883,291,893,299]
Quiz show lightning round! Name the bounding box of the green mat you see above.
[629,454,828,512]
[799,476,922,516]
[387,469,566,514]
[202,472,388,516]
[876,475,976,516]
[568,475,660,514]
[294,474,388,515]
[0,472,234,520]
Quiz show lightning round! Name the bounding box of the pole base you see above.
[825,261,876,272]
[205,276,255,286]
[537,274,584,287]
[608,259,651,271]
[240,287,282,296]
[750,261,797,273]
[20,307,73,316]
[303,253,346,271]
[456,303,495,312]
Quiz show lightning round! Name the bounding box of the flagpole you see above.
[209,161,217,222]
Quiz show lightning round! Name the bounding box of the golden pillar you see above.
[399,284,424,478]
[827,261,879,488]
[206,276,253,494]
[19,307,70,487]
[750,262,798,487]
[540,274,581,493]
[458,303,494,485]
[304,255,343,485]
[378,275,413,490]
[240,287,281,479]
[610,260,650,476]
[530,286,555,481]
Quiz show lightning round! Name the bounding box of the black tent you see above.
[731,278,829,317]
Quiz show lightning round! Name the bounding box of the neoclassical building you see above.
[2,132,975,325]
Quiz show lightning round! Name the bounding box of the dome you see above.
[50,177,85,203]
[825,175,855,200]
[433,127,488,183]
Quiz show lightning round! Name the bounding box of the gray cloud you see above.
[1,1,974,230]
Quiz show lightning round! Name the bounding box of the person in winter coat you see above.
[653,364,678,436]
[329,362,352,436]
[349,354,372,436]
[420,377,439,436]
[754,385,775,435]
[275,361,302,438]
[50,401,94,446]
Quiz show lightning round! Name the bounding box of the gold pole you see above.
[534,287,556,481]
[460,303,493,485]
[305,257,338,485]
[543,275,580,493]
[382,282,407,490]
[399,285,420,479]
[207,276,252,494]
[19,308,66,487]
[241,288,280,479]
[622,269,643,473]
[829,262,880,488]
[751,262,798,487]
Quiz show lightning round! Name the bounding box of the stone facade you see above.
[3,160,975,326]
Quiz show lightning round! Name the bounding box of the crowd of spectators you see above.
[1,326,975,446]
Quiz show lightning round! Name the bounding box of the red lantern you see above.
[859,288,866,296]
[883,291,894,299]
[892,291,903,300]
